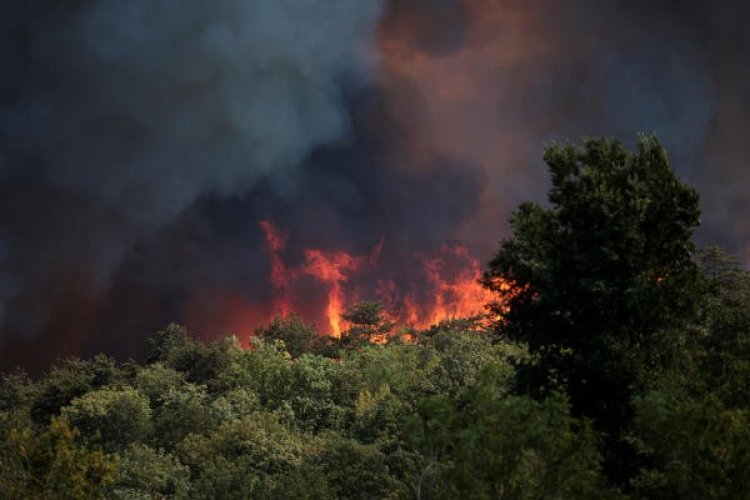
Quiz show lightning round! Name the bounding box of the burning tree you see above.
[340,301,395,345]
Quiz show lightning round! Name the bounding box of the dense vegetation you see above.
[2,136,749,498]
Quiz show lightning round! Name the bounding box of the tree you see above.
[630,391,750,498]
[405,377,614,499]
[341,300,394,345]
[132,363,186,406]
[0,369,36,431]
[61,386,151,452]
[31,354,122,424]
[695,247,750,408]
[0,417,118,499]
[255,314,324,358]
[288,354,349,433]
[110,443,190,499]
[427,329,518,397]
[484,136,701,483]
[145,323,194,364]
[152,382,215,450]
[148,326,240,387]
[312,433,410,499]
[177,412,305,499]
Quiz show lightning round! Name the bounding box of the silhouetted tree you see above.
[484,135,702,484]
[341,301,394,345]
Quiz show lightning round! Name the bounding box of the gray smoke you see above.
[3,0,382,222]
[0,0,383,337]
[3,0,750,371]
[0,234,9,326]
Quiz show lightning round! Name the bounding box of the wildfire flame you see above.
[302,249,362,337]
[415,244,496,328]
[258,220,511,338]
[259,220,292,317]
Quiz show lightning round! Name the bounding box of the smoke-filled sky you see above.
[1,0,749,372]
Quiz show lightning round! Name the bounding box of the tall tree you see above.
[484,136,701,483]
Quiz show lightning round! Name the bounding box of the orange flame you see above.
[399,244,501,329]
[259,220,292,317]
[302,249,362,337]
[258,221,512,338]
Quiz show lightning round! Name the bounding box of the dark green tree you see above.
[695,247,750,408]
[255,314,325,358]
[61,386,151,452]
[0,417,118,499]
[177,412,305,499]
[110,443,191,499]
[484,136,701,483]
[406,378,614,499]
[30,354,122,424]
[341,300,394,345]
[630,391,750,499]
[145,323,193,364]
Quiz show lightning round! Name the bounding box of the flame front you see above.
[257,220,511,337]
[302,249,362,337]
[419,244,496,328]
[379,244,508,330]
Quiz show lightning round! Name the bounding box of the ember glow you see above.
[258,220,507,337]
[302,249,363,337]
[378,244,501,330]
[259,220,292,317]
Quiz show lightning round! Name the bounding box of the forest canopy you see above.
[1,137,749,498]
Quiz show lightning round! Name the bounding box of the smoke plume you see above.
[2,0,750,371]
[0,0,383,359]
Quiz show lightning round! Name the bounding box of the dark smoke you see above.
[2,0,750,371]
[377,0,743,257]
[382,0,471,56]
[0,0,384,368]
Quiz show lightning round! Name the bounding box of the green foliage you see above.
[428,330,518,397]
[0,369,35,412]
[314,433,411,499]
[341,342,428,400]
[485,135,702,483]
[406,375,615,499]
[631,392,750,499]
[260,464,336,499]
[146,323,193,364]
[695,247,750,407]
[111,443,190,499]
[341,300,395,345]
[624,247,750,498]
[0,369,36,432]
[353,384,407,443]
[177,337,239,387]
[3,135,748,498]
[0,417,118,499]
[152,382,215,450]
[288,354,350,433]
[31,354,123,424]
[61,386,151,452]
[213,337,294,405]
[210,388,261,424]
[255,314,325,358]
[178,412,305,499]
[132,362,186,405]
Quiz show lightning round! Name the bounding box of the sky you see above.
[1,0,749,371]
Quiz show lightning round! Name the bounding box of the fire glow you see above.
[259,220,506,337]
